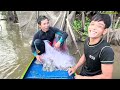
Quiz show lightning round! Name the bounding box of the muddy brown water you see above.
[0,22,33,79]
[0,22,120,79]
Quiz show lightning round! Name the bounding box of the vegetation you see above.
[72,16,90,41]
[73,11,120,42]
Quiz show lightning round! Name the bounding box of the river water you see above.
[0,21,33,79]
[0,21,120,79]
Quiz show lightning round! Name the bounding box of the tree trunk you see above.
[81,11,85,32]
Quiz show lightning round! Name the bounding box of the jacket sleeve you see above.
[53,27,68,43]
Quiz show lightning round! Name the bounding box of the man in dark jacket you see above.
[31,15,68,62]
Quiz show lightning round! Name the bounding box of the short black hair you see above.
[37,15,49,25]
[91,13,111,28]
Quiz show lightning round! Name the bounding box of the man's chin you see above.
[88,35,97,39]
[43,29,49,32]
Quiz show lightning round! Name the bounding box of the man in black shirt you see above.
[31,16,68,62]
[68,13,114,79]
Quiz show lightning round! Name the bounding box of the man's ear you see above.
[103,28,108,35]
[38,24,41,28]
[38,24,42,29]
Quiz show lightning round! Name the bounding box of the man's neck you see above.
[89,37,102,45]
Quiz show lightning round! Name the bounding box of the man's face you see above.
[39,19,50,32]
[88,21,107,39]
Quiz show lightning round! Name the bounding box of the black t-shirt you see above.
[80,37,114,76]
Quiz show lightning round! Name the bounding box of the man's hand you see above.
[36,55,43,62]
[54,41,61,49]
[68,66,77,76]
[74,74,84,79]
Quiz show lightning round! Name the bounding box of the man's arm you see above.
[53,27,68,44]
[75,64,113,79]
[74,54,86,69]
[68,54,86,76]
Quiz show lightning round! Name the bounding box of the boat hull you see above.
[22,58,74,79]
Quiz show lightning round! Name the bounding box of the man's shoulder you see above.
[99,40,114,57]
[101,40,113,51]
[33,30,42,37]
[50,26,60,30]
[34,30,41,34]
[100,39,111,47]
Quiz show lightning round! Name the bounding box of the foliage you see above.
[72,16,90,41]
[117,23,120,29]
[113,22,120,29]
[72,19,82,34]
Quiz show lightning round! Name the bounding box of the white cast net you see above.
[35,40,76,72]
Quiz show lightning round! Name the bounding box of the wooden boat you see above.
[21,56,74,79]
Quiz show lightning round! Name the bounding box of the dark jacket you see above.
[31,27,68,56]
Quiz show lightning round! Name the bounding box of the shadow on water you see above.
[0,21,33,79]
[69,41,120,79]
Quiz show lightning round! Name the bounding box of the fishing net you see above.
[35,40,76,72]
[16,11,78,71]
